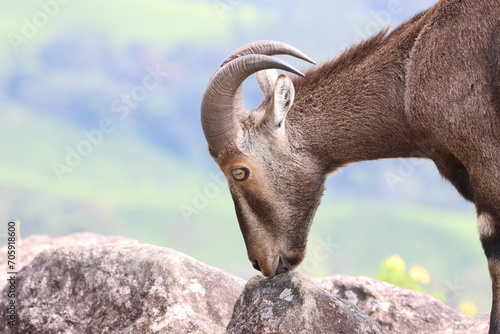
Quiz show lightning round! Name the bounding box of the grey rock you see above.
[226,271,387,334]
[314,275,489,334]
[0,239,245,334]
[0,232,138,290]
[1,234,490,333]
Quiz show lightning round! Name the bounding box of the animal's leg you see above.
[471,167,500,333]
[478,211,500,333]
[433,156,473,202]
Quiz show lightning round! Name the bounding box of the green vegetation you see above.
[374,254,479,318]
[375,254,431,293]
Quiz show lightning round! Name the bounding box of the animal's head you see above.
[201,41,325,277]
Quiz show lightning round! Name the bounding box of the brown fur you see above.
[206,0,500,330]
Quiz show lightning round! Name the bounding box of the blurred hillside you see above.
[0,0,488,313]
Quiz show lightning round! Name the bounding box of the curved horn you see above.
[201,54,304,154]
[218,40,316,70]
[216,41,316,118]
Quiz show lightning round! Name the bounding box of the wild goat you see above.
[201,0,499,330]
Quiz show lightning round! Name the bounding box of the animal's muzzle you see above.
[251,251,305,277]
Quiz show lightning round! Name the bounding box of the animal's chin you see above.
[262,266,292,279]
[271,251,306,277]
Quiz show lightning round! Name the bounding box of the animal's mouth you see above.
[276,255,291,275]
[253,254,292,277]
[275,249,306,275]
[250,247,307,277]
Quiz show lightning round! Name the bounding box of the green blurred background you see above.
[0,0,488,315]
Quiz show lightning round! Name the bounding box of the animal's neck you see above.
[289,14,427,172]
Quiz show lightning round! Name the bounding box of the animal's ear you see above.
[257,69,278,98]
[263,74,295,133]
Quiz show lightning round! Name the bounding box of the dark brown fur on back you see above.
[294,11,426,94]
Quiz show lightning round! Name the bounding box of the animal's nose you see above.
[250,255,291,276]
[249,248,305,277]
[252,259,261,272]
[250,256,280,277]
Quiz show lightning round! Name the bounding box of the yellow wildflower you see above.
[408,265,431,285]
[459,301,478,318]
[385,255,406,273]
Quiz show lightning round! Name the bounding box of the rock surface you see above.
[0,233,138,289]
[0,234,490,333]
[226,272,386,334]
[0,234,245,334]
[315,275,489,333]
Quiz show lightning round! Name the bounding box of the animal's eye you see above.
[231,167,250,182]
